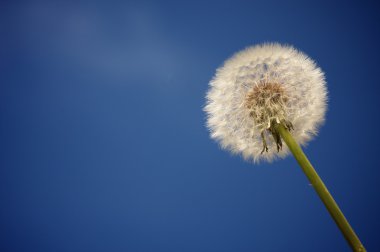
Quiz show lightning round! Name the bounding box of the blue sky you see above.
[1,0,379,251]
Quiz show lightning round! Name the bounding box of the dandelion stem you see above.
[275,123,366,252]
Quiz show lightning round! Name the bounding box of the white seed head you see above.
[204,43,327,162]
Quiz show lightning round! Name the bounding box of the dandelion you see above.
[204,43,365,251]
[205,43,326,162]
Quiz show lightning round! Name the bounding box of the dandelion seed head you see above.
[204,43,327,162]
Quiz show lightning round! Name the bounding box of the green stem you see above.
[275,123,366,252]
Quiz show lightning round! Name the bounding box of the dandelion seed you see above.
[205,43,327,162]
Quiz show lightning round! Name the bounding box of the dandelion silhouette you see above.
[205,43,365,251]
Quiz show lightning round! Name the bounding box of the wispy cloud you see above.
[3,2,196,84]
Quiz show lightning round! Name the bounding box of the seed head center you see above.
[245,82,288,130]
[245,82,292,154]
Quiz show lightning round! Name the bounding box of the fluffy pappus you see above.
[204,43,327,162]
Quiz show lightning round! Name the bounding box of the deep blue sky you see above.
[1,1,379,251]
